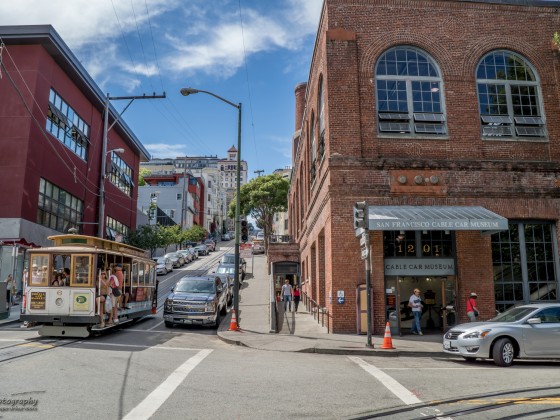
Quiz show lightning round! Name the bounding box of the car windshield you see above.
[165,254,177,259]
[156,258,166,264]
[490,306,537,322]
[222,255,235,264]
[175,280,215,293]
[216,266,234,274]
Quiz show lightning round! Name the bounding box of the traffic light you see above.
[353,201,368,231]
[241,220,249,243]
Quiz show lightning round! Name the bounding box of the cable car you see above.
[20,234,157,337]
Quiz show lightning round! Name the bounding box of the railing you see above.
[268,235,293,243]
[302,292,329,330]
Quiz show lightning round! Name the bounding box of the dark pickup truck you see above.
[163,276,228,328]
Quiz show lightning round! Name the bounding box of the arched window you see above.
[317,76,325,159]
[476,50,545,139]
[310,112,316,182]
[375,47,446,135]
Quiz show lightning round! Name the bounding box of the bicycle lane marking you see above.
[348,356,453,419]
[123,348,213,420]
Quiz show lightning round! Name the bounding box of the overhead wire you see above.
[238,0,260,174]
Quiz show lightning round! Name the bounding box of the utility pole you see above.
[354,201,373,348]
[98,92,166,238]
[254,169,264,177]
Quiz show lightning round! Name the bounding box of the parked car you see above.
[221,233,232,241]
[212,272,233,305]
[164,252,184,268]
[443,303,560,367]
[215,263,244,282]
[204,239,216,252]
[194,244,209,256]
[252,240,265,255]
[163,276,228,328]
[177,249,193,264]
[220,253,246,280]
[154,257,173,275]
[186,247,198,260]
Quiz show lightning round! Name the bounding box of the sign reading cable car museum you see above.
[384,258,455,275]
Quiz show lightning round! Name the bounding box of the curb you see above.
[216,330,452,358]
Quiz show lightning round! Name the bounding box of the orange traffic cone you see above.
[228,309,240,331]
[380,322,395,349]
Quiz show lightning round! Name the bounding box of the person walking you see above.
[5,274,13,309]
[466,292,479,322]
[293,285,301,313]
[408,288,423,335]
[281,279,293,312]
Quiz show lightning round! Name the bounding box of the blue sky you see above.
[0,0,323,178]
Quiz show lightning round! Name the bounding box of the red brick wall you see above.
[289,0,560,334]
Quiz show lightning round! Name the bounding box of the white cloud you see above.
[144,143,188,159]
[0,0,323,85]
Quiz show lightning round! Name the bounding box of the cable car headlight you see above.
[55,298,63,307]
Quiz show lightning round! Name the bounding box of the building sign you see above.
[372,220,503,230]
[73,293,89,311]
[384,258,455,275]
[240,243,253,259]
[30,291,46,310]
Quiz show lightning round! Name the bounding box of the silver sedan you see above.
[443,303,560,367]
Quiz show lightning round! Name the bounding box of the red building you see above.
[286,0,560,335]
[0,25,149,252]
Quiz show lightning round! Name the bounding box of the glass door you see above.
[440,276,457,331]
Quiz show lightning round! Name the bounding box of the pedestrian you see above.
[466,292,479,322]
[408,288,423,335]
[11,275,17,305]
[108,271,120,325]
[281,279,293,312]
[96,271,110,327]
[5,274,13,309]
[114,264,130,310]
[293,285,301,313]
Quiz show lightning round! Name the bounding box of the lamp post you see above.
[180,87,242,322]
[97,145,125,238]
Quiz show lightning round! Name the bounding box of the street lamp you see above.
[97,147,125,238]
[180,87,243,322]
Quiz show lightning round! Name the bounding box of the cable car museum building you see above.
[288,0,560,335]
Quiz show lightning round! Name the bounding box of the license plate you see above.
[444,340,451,349]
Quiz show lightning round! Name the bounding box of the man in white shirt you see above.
[281,279,293,312]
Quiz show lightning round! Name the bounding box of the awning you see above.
[367,206,508,235]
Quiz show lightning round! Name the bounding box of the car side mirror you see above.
[527,317,542,324]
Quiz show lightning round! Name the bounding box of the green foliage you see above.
[126,225,166,257]
[125,224,208,257]
[138,168,151,187]
[228,174,289,243]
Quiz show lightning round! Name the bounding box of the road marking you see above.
[0,338,27,342]
[148,320,164,330]
[123,349,212,420]
[349,357,453,419]
[74,342,204,351]
[349,356,422,405]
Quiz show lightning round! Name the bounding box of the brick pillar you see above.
[318,233,326,307]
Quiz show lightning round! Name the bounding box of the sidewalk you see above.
[218,254,451,358]
[0,300,22,325]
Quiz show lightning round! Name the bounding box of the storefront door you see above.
[385,275,456,335]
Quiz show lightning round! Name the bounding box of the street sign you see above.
[361,247,369,260]
[359,234,366,247]
[354,227,365,237]
[337,297,345,304]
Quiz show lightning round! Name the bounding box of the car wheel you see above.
[220,303,227,315]
[164,321,174,328]
[492,337,515,367]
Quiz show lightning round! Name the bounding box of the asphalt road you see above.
[1,243,559,419]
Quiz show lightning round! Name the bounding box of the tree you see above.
[228,174,289,248]
[138,168,151,187]
[126,225,166,257]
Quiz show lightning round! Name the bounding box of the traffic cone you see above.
[380,322,395,349]
[228,309,240,331]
